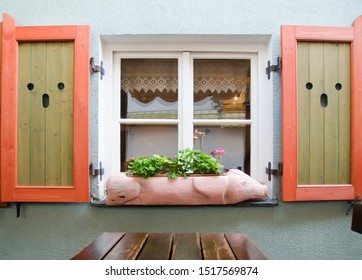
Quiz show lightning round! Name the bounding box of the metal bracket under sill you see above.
[346,196,361,215]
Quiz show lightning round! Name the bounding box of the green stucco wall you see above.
[1,0,362,260]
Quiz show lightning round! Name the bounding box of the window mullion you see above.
[179,52,194,150]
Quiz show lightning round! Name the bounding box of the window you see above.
[119,56,251,173]
[98,35,273,200]
[120,58,179,168]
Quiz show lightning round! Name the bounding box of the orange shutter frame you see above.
[281,16,362,201]
[0,13,90,202]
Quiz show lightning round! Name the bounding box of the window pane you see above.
[120,124,178,171]
[194,125,251,175]
[121,59,178,119]
[193,59,250,120]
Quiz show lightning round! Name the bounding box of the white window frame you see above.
[98,35,273,200]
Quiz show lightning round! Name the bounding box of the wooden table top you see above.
[71,232,267,260]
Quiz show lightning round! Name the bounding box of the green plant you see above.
[126,148,224,179]
[190,149,224,175]
[127,130,225,178]
[127,154,175,179]
[176,148,224,175]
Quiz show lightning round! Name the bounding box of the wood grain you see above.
[172,232,202,260]
[71,232,125,260]
[200,233,236,260]
[225,233,267,260]
[137,233,173,260]
[71,232,267,260]
[103,232,148,260]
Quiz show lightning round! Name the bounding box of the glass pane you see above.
[120,124,178,171]
[193,59,250,120]
[121,59,178,119]
[194,125,250,175]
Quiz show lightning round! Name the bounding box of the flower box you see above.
[106,169,267,206]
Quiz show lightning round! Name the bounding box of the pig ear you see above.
[228,169,243,175]
[229,169,266,188]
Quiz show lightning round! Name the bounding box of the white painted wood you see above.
[180,52,194,150]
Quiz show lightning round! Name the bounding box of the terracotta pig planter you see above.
[106,169,267,206]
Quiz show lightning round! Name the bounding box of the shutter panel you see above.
[281,16,362,201]
[0,13,90,202]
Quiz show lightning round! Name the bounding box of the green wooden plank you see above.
[337,43,351,184]
[171,232,202,260]
[30,43,47,186]
[200,233,236,260]
[308,43,325,184]
[323,43,339,184]
[60,42,74,186]
[45,42,74,186]
[297,42,311,185]
[137,233,173,260]
[45,42,62,185]
[17,43,32,185]
[103,232,148,260]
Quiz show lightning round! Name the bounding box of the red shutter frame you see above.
[281,16,362,201]
[0,13,90,202]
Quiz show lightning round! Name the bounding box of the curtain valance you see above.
[121,59,249,103]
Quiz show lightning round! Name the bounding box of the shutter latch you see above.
[265,162,283,181]
[89,161,105,181]
[266,56,281,80]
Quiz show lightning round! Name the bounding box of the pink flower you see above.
[211,148,225,159]
[194,129,205,136]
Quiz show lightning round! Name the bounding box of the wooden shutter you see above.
[281,16,362,201]
[0,13,90,202]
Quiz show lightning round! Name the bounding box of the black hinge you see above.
[90,57,105,80]
[89,161,105,181]
[265,162,283,181]
[266,56,281,80]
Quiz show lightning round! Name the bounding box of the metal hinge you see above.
[265,162,283,181]
[266,56,281,80]
[89,161,105,181]
[90,57,105,80]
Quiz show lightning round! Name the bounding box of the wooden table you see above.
[71,232,267,260]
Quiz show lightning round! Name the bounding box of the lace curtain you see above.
[121,59,249,103]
